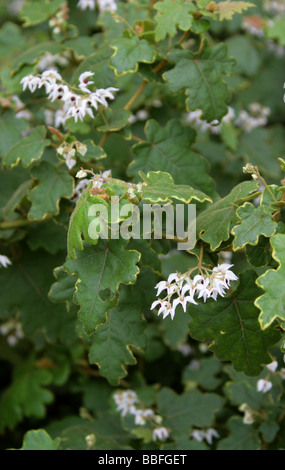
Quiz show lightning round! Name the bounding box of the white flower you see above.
[266,361,278,372]
[0,255,12,268]
[97,0,117,11]
[257,378,272,393]
[76,170,88,179]
[77,0,95,10]
[152,427,169,442]
[113,390,139,417]
[77,143,87,156]
[203,428,220,445]
[20,70,119,125]
[20,75,41,93]
[190,428,220,445]
[151,263,238,320]
[79,71,95,93]
[177,343,192,357]
[133,408,154,426]
[190,429,204,442]
[73,178,90,201]
[239,404,255,425]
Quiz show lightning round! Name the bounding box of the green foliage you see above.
[164,44,236,121]
[153,0,196,41]
[188,271,281,375]
[0,0,284,452]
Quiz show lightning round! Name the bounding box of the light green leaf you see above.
[28,161,74,220]
[64,240,140,334]
[3,126,50,169]
[139,171,212,204]
[153,0,196,41]
[20,0,65,27]
[255,234,285,329]
[110,36,156,76]
[67,184,108,260]
[18,429,60,450]
[232,202,277,250]
[196,181,259,250]
[188,270,281,376]
[128,119,216,198]
[164,45,236,122]
[217,1,256,21]
[266,16,285,46]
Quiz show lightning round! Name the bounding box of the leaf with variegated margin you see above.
[255,234,285,330]
[139,171,212,204]
[110,36,156,76]
[28,161,74,220]
[217,1,256,21]
[196,181,259,250]
[232,202,277,250]
[153,0,196,41]
[3,126,50,169]
[128,119,216,198]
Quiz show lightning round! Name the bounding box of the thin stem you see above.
[124,58,169,111]
[0,217,51,230]
[98,132,109,147]
[179,30,190,44]
[124,80,148,111]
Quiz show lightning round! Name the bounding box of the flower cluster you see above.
[73,169,112,201]
[49,3,68,35]
[186,103,270,135]
[235,103,271,132]
[241,15,265,37]
[0,319,24,347]
[20,70,118,126]
[151,263,238,320]
[264,0,285,15]
[239,403,255,424]
[266,39,285,57]
[0,254,12,269]
[113,390,170,442]
[190,428,220,445]
[77,0,117,12]
[186,107,235,134]
[57,140,87,169]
